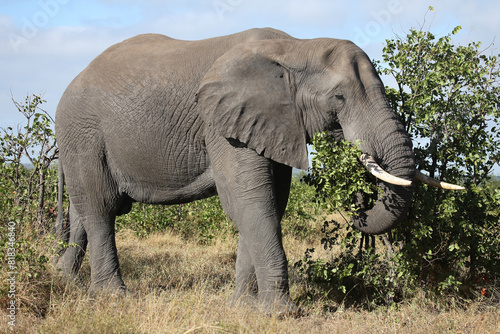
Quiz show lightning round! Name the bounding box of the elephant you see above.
[54,27,461,315]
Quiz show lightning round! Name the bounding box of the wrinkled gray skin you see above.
[54,28,415,314]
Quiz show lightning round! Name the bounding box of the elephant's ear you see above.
[196,41,309,170]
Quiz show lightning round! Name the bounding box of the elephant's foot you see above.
[89,274,127,297]
[258,292,302,318]
[52,248,83,283]
[228,291,258,309]
[230,290,302,317]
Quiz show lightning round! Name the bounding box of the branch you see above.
[38,106,55,124]
[381,234,394,258]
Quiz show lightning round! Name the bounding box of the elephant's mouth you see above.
[360,153,464,190]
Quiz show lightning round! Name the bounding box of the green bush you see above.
[115,196,235,244]
[381,21,500,296]
[281,175,322,240]
[294,135,394,306]
[0,95,59,315]
[295,18,500,307]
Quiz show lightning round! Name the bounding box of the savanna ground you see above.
[1,205,499,334]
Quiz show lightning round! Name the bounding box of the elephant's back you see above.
[74,28,295,85]
[55,28,297,195]
[56,28,297,142]
[58,28,297,126]
[61,28,296,98]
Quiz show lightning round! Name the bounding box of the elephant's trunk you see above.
[352,179,414,235]
[343,99,415,235]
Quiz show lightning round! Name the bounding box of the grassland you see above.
[1,212,499,334]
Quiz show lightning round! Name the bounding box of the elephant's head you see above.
[197,38,416,234]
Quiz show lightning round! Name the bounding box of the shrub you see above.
[115,196,235,244]
[0,94,59,317]
[281,175,322,240]
[295,18,500,307]
[381,21,500,297]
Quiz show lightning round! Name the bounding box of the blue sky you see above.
[0,0,499,171]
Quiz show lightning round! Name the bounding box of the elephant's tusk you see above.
[415,171,465,190]
[359,154,413,186]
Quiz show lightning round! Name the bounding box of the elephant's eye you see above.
[328,92,346,111]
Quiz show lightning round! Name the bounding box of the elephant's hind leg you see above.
[54,201,88,283]
[62,151,126,293]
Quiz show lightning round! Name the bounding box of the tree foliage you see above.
[381,25,499,185]
[304,134,378,214]
[380,22,500,295]
[0,95,58,229]
[298,20,500,305]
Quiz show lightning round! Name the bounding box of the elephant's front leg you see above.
[229,234,258,306]
[207,135,298,315]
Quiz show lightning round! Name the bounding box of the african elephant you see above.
[54,27,458,315]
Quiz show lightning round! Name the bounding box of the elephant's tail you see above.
[54,159,69,243]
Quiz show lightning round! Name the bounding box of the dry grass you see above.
[1,217,499,333]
